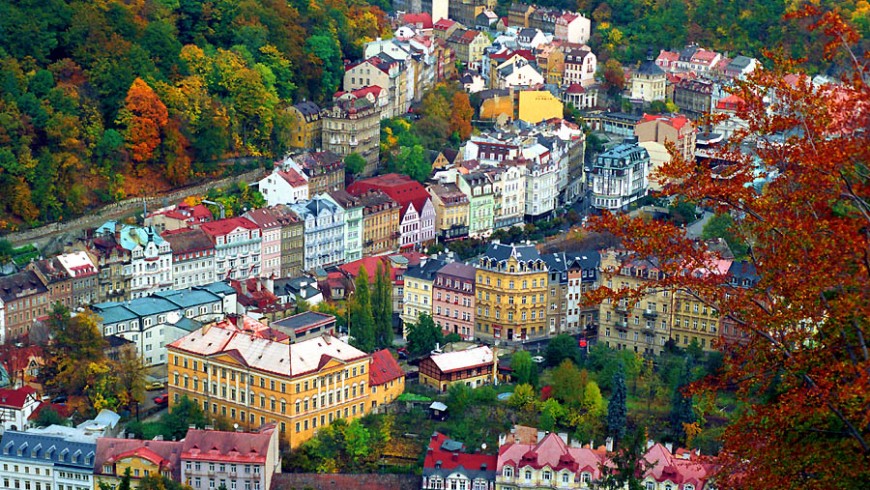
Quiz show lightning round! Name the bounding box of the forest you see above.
[0,0,391,229]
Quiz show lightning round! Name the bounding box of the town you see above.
[0,0,867,489]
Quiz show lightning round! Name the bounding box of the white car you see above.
[531,356,544,364]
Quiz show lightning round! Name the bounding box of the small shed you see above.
[429,401,448,421]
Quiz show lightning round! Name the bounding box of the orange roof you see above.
[369,349,405,386]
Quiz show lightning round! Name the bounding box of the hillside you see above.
[0,0,391,230]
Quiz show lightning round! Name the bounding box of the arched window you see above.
[503,466,513,478]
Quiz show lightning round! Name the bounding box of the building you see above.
[356,190,401,256]
[244,207,286,279]
[287,101,322,150]
[673,78,715,118]
[597,250,670,356]
[322,97,381,175]
[536,43,565,85]
[270,205,305,279]
[422,432,497,490]
[145,202,213,233]
[401,258,446,334]
[92,285,228,366]
[432,262,476,341]
[562,44,596,87]
[721,260,758,345]
[27,258,74,311]
[347,174,436,250]
[562,83,598,109]
[200,217,262,280]
[0,386,39,431]
[368,349,405,410]
[94,437,181,489]
[343,55,408,119]
[640,443,717,490]
[93,222,174,299]
[523,147,559,220]
[475,243,549,342]
[588,139,650,212]
[290,195,346,272]
[161,228,217,290]
[508,2,535,28]
[79,228,132,303]
[180,426,281,490]
[166,318,376,448]
[54,252,99,307]
[517,90,563,124]
[271,311,338,343]
[428,183,470,241]
[724,55,759,79]
[0,270,50,342]
[419,345,496,392]
[635,114,696,163]
[630,59,667,102]
[447,28,492,69]
[449,0,496,28]
[327,190,364,263]
[280,151,346,197]
[457,172,495,238]
[496,428,608,489]
[555,12,591,45]
[0,428,96,490]
[258,166,309,207]
[485,164,526,230]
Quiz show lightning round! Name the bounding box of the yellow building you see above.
[94,439,181,489]
[402,258,446,337]
[670,286,723,352]
[597,250,670,356]
[480,90,514,121]
[166,316,392,448]
[428,183,470,241]
[536,44,565,85]
[288,101,322,150]
[518,90,563,124]
[475,243,549,341]
[356,190,401,256]
[419,345,496,392]
[369,349,406,410]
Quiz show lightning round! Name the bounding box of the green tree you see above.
[372,262,393,349]
[539,398,566,432]
[33,407,66,427]
[162,396,207,441]
[599,426,653,490]
[583,380,607,417]
[406,313,442,357]
[669,359,696,444]
[511,351,538,387]
[294,295,310,314]
[545,334,581,367]
[606,362,628,445]
[701,212,748,257]
[344,153,366,177]
[508,383,537,412]
[551,359,585,406]
[44,308,109,399]
[447,382,474,413]
[349,266,376,352]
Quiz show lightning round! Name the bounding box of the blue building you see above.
[0,427,96,490]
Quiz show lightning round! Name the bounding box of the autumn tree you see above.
[588,8,870,487]
[43,307,109,399]
[449,91,474,141]
[120,78,168,165]
[551,359,585,406]
[114,344,147,411]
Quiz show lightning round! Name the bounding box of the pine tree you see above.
[372,262,393,349]
[350,266,376,352]
[669,358,696,444]
[606,361,628,446]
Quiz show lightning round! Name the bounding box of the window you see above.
[525,470,532,480]
[503,467,513,478]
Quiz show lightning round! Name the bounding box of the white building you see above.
[523,144,559,219]
[0,427,96,490]
[589,138,650,211]
[290,195,347,272]
[563,45,597,87]
[497,61,544,89]
[555,12,591,45]
[259,166,309,207]
[105,224,173,299]
[161,228,216,290]
[0,386,40,431]
[200,217,262,280]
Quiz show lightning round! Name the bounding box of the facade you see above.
[401,258,446,334]
[322,97,381,175]
[347,174,436,249]
[555,13,591,44]
[368,349,405,410]
[356,190,401,256]
[287,101,322,150]
[475,243,549,342]
[432,262,476,341]
[630,60,667,102]
[0,386,40,431]
[589,139,650,212]
[635,114,697,163]
[180,426,281,490]
[422,432,496,490]
[54,252,99,307]
[327,190,364,263]
[166,318,377,448]
[145,203,213,233]
[508,3,535,28]
[447,28,492,69]
[82,229,131,303]
[282,152,345,197]
[244,208,286,279]
[486,164,526,230]
[536,43,565,85]
[517,91,563,124]
[344,55,408,119]
[0,271,50,342]
[258,167,309,207]
[419,345,496,392]
[94,438,181,489]
[428,183,470,241]
[0,429,96,490]
[93,222,173,299]
[496,429,607,489]
[458,172,495,238]
[562,83,598,110]
[200,218,262,281]
[290,195,347,272]
[272,205,305,279]
[523,148,559,219]
[562,45,596,87]
[162,228,216,290]
[673,78,714,118]
[27,258,74,311]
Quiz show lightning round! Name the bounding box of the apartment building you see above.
[327,190,364,263]
[401,258,446,335]
[322,97,381,176]
[161,228,216,290]
[588,139,650,212]
[180,426,281,490]
[200,218,262,281]
[630,59,667,102]
[0,271,50,342]
[0,429,96,490]
[356,190,401,256]
[94,438,180,489]
[290,195,346,272]
[428,183,470,241]
[432,262,476,341]
[287,101,322,150]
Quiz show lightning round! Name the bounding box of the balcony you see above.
[643,309,658,319]
[615,320,629,331]
[614,304,628,313]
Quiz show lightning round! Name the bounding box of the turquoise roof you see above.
[194,281,236,296]
[118,225,166,251]
[153,289,221,308]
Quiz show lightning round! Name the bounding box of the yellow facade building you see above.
[518,90,564,124]
[288,101,322,150]
[166,316,395,448]
[356,190,401,256]
[94,439,181,489]
[670,286,722,352]
[475,243,549,342]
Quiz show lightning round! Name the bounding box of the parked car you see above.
[153,394,169,406]
[397,347,409,359]
[531,355,545,364]
[146,380,165,391]
[51,395,68,404]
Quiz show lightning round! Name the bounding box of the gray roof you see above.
[482,243,541,263]
[0,430,96,470]
[94,285,224,325]
[194,281,237,297]
[173,316,203,332]
[435,262,476,280]
[405,259,447,281]
[636,59,665,76]
[596,142,650,168]
[727,55,754,70]
[117,297,179,317]
[152,289,221,308]
[272,311,334,332]
[0,271,48,302]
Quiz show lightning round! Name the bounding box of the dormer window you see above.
[503,466,513,478]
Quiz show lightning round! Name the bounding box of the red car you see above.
[153,394,169,405]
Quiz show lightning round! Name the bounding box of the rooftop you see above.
[427,346,494,374]
[369,349,404,386]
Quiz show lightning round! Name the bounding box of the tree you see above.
[583,380,606,417]
[606,362,627,445]
[120,78,169,165]
[551,359,585,406]
[545,334,581,367]
[33,407,66,427]
[372,262,393,349]
[447,382,474,413]
[601,59,625,98]
[449,91,473,140]
[406,313,442,357]
[294,295,310,314]
[588,8,870,487]
[669,359,696,444]
[161,396,207,441]
[508,383,536,411]
[44,308,109,399]
[344,153,366,177]
[511,351,538,387]
[701,212,748,257]
[599,426,653,490]
[349,266,376,352]
[114,345,146,411]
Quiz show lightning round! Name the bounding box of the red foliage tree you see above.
[587,8,870,488]
[449,91,473,141]
[122,78,168,165]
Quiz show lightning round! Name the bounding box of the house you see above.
[433,18,461,41]
[258,166,309,207]
[369,349,405,410]
[528,6,560,33]
[401,12,434,32]
[640,442,717,490]
[347,174,436,249]
[181,426,281,490]
[456,172,495,238]
[419,345,496,392]
[522,144,559,219]
[630,59,667,102]
[536,42,565,85]
[401,257,447,334]
[635,113,696,162]
[343,55,408,119]
[290,195,346,272]
[589,138,650,212]
[496,427,609,488]
[497,60,544,89]
[335,84,391,119]
[327,190,364,262]
[94,221,173,299]
[200,217,262,280]
[244,207,292,279]
[322,97,381,176]
[0,386,40,431]
[269,204,305,279]
[432,262,476,341]
[555,12,591,45]
[516,28,548,50]
[27,258,74,311]
[478,88,514,121]
[271,311,338,343]
[713,94,748,140]
[76,228,132,303]
[0,428,97,490]
[94,438,181,489]
[507,2,536,28]
[230,277,294,321]
[475,9,498,29]
[460,70,486,93]
[428,183,470,241]
[356,190,401,256]
[447,28,492,70]
[449,0,497,27]
[167,319,372,448]
[0,271,50,343]
[673,77,715,118]
[273,276,323,307]
[655,49,680,72]
[724,55,759,79]
[562,44,596,87]
[422,432,496,490]
[287,101,322,150]
[161,228,216,290]
[278,151,345,197]
[144,202,213,233]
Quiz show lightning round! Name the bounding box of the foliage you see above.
[587,8,870,487]
[550,359,586,406]
[701,212,749,258]
[599,425,654,490]
[372,263,393,349]
[43,307,108,400]
[511,351,539,388]
[668,198,698,226]
[33,407,66,427]
[349,266,376,352]
[137,474,191,490]
[507,383,537,412]
[344,153,367,177]
[285,415,394,473]
[115,345,147,410]
[545,334,581,367]
[669,358,696,444]
[606,362,628,445]
[447,383,474,413]
[406,313,442,357]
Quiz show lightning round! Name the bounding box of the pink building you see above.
[432,262,476,340]
[244,207,285,278]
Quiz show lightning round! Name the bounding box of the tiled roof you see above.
[423,432,496,479]
[0,386,37,409]
[433,18,456,30]
[293,101,321,120]
[369,349,404,386]
[181,426,275,463]
[277,168,308,188]
[200,217,259,239]
[347,173,431,217]
[435,262,476,281]
[0,271,49,302]
[56,251,98,278]
[497,432,609,476]
[95,438,182,479]
[640,113,691,131]
[427,346,493,374]
[402,12,433,29]
[161,228,214,255]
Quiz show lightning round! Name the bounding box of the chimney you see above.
[420,256,428,268]
[452,452,459,461]
[241,280,248,296]
[605,437,614,452]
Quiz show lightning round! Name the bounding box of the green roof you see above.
[396,393,433,402]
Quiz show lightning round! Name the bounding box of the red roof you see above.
[336,85,384,101]
[0,386,37,409]
[433,18,456,30]
[347,173,432,218]
[182,426,275,464]
[640,113,691,131]
[278,168,307,187]
[566,83,586,94]
[339,256,398,284]
[200,217,260,239]
[402,12,433,29]
[424,432,497,473]
[369,349,404,386]
[29,401,73,420]
[716,94,746,111]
